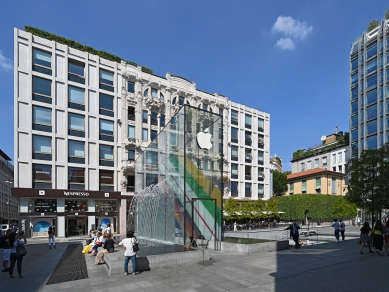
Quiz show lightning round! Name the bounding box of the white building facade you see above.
[13,27,271,237]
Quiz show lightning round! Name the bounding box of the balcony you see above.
[126,186,135,192]
[245,139,252,146]
[143,96,165,109]
[125,137,139,148]
[258,127,264,132]
[121,159,135,172]
[68,73,85,85]
[245,123,251,129]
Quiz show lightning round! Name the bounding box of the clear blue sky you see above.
[0,1,388,170]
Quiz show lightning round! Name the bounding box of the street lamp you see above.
[5,180,13,227]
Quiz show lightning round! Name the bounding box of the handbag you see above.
[133,237,140,253]
[16,241,27,256]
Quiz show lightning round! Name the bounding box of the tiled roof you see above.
[287,168,345,180]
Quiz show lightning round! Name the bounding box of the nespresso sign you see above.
[63,191,89,197]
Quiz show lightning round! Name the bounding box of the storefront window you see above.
[95,200,117,212]
[65,200,88,212]
[28,198,57,213]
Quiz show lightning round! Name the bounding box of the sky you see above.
[0,1,388,170]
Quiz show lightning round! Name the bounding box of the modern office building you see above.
[291,132,349,174]
[12,27,270,237]
[0,149,18,224]
[350,18,389,157]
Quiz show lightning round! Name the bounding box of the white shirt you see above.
[119,237,138,256]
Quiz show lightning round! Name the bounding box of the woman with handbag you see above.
[8,232,27,279]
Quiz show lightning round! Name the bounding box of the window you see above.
[289,183,294,194]
[245,149,252,162]
[99,69,114,92]
[245,131,252,146]
[33,106,51,131]
[33,135,51,160]
[203,160,208,170]
[128,81,135,93]
[33,49,51,75]
[151,112,158,126]
[160,92,164,100]
[351,87,358,101]
[160,115,165,128]
[231,146,238,161]
[366,120,377,136]
[338,165,342,172]
[367,74,377,90]
[258,184,264,198]
[142,110,148,123]
[245,166,251,180]
[366,59,377,75]
[128,107,135,121]
[151,88,158,99]
[231,128,238,143]
[338,152,342,163]
[314,158,319,168]
[245,114,251,128]
[68,113,85,134]
[179,97,184,106]
[322,156,327,166]
[366,90,377,106]
[128,126,135,138]
[231,164,238,178]
[351,73,358,86]
[33,76,51,103]
[69,140,84,157]
[151,130,157,141]
[170,133,177,146]
[351,58,358,71]
[33,164,52,182]
[128,150,135,160]
[99,93,114,116]
[203,104,208,111]
[68,86,85,110]
[231,110,238,125]
[142,128,148,140]
[300,162,305,171]
[219,108,223,116]
[332,153,336,164]
[315,177,321,194]
[367,104,377,120]
[99,145,114,160]
[332,178,336,194]
[301,180,307,194]
[144,89,149,97]
[351,129,358,142]
[231,182,238,197]
[367,44,377,59]
[127,175,135,192]
[65,199,87,212]
[351,115,359,129]
[367,135,377,149]
[351,101,358,115]
[68,60,85,84]
[258,118,264,131]
[307,161,312,170]
[258,135,264,148]
[68,168,85,187]
[258,151,264,164]
[245,183,251,197]
[100,119,114,141]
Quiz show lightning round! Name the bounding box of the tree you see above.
[224,197,239,221]
[385,8,389,19]
[346,145,389,222]
[273,171,288,197]
[367,19,379,32]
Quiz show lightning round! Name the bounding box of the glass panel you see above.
[367,135,377,149]
[68,167,85,183]
[99,93,113,110]
[69,140,84,157]
[231,110,238,121]
[33,49,51,67]
[128,81,135,93]
[366,105,377,120]
[351,58,358,71]
[245,114,251,125]
[366,89,377,106]
[69,86,84,104]
[367,44,377,59]
[351,73,358,85]
[68,60,84,76]
[142,129,148,140]
[231,164,238,175]
[351,115,358,128]
[100,170,114,184]
[33,76,51,96]
[151,88,158,98]
[128,126,135,138]
[68,113,84,131]
[33,135,51,153]
[65,199,87,211]
[351,87,358,100]
[366,59,377,75]
[33,164,52,181]
[33,106,51,125]
[95,200,116,212]
[367,74,377,90]
[128,150,135,160]
[231,128,238,139]
[100,119,114,135]
[99,145,113,160]
[315,178,321,188]
[351,101,358,114]
[301,180,307,191]
[258,118,264,129]
[351,129,358,142]
[99,69,113,85]
[143,110,148,123]
[179,97,184,105]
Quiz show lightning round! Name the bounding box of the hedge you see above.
[24,26,153,74]
[276,194,356,221]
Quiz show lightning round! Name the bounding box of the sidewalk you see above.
[2,236,385,291]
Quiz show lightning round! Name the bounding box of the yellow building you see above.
[286,168,346,196]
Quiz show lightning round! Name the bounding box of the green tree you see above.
[292,149,306,160]
[385,8,389,19]
[224,197,239,221]
[346,145,389,220]
[367,19,379,32]
[331,196,357,219]
[273,171,288,197]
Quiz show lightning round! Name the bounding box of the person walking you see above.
[351,218,355,228]
[359,222,373,254]
[357,216,361,227]
[285,221,300,249]
[119,230,138,276]
[332,219,340,242]
[48,226,55,249]
[233,222,237,232]
[372,220,384,256]
[339,219,346,241]
[8,232,27,279]
[0,229,11,272]
[383,221,389,256]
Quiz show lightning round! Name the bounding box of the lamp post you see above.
[5,180,13,227]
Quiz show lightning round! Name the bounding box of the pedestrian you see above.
[357,216,361,227]
[233,221,237,232]
[383,221,389,256]
[359,222,373,254]
[285,221,300,249]
[351,218,355,228]
[105,223,112,235]
[8,232,27,279]
[372,220,384,256]
[0,229,11,272]
[339,219,346,241]
[223,220,226,232]
[273,219,277,228]
[119,230,138,276]
[97,224,102,232]
[48,226,55,249]
[382,217,387,225]
[332,219,340,242]
[95,234,114,265]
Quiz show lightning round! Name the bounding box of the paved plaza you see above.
[0,227,385,292]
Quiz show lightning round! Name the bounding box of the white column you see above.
[57,198,65,237]
[88,198,95,231]
[119,199,127,235]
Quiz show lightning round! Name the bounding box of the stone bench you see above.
[104,248,210,276]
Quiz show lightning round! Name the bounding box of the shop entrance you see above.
[66,216,86,237]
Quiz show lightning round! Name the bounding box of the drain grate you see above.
[46,243,88,285]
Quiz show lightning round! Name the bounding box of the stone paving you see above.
[1,230,386,291]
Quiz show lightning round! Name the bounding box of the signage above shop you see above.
[64,191,89,197]
[12,188,123,199]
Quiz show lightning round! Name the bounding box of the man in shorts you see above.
[0,229,11,272]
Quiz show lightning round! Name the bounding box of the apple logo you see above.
[196,128,213,150]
